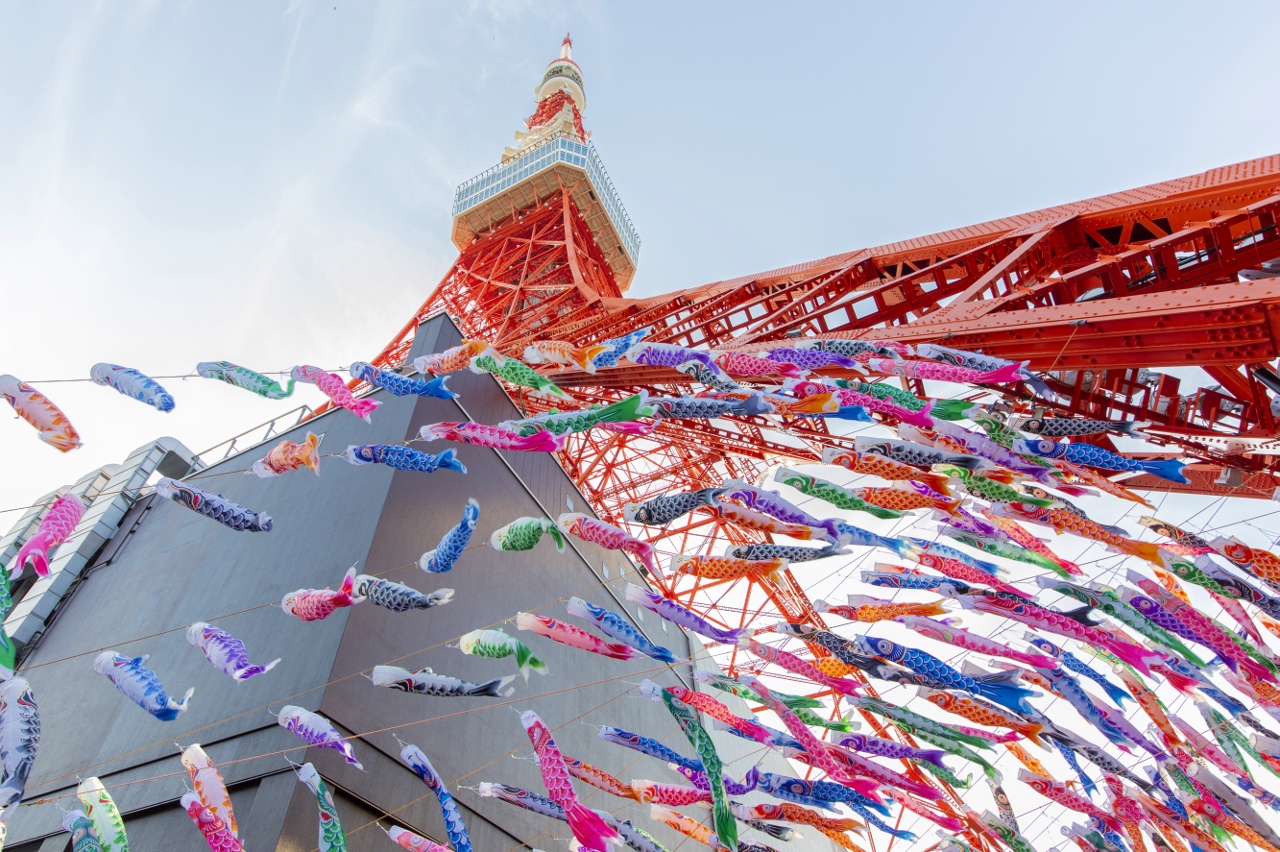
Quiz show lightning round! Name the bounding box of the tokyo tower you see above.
[352,35,1280,681]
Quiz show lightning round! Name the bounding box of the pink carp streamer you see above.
[384,826,451,851]
[866,356,1024,385]
[418,422,565,452]
[557,512,657,574]
[281,567,363,622]
[956,593,1161,676]
[515,612,637,661]
[895,616,1058,669]
[1017,769,1122,832]
[291,364,380,422]
[182,791,244,852]
[637,680,772,744]
[520,710,619,852]
[740,638,865,696]
[13,492,85,578]
[886,791,964,831]
[742,675,881,799]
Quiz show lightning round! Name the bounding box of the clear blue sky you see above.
[2,1,1279,509]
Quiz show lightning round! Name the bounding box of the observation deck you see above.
[451,133,641,291]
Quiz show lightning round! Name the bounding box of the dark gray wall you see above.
[6,315,834,851]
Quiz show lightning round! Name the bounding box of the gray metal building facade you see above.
[1,315,838,851]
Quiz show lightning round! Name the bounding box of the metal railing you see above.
[194,405,314,468]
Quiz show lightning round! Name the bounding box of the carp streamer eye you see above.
[1216,541,1249,562]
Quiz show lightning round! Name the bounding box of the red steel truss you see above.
[353,155,1280,831]
[376,184,620,372]
[324,43,1280,844]
[310,61,1280,843]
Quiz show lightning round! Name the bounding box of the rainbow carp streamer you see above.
[0,374,81,452]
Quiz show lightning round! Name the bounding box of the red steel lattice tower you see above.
[351,44,1280,828]
[346,40,1280,840]
[367,36,834,643]
[361,38,1280,633]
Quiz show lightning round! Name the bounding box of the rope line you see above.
[0,429,455,521]
[21,367,350,385]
